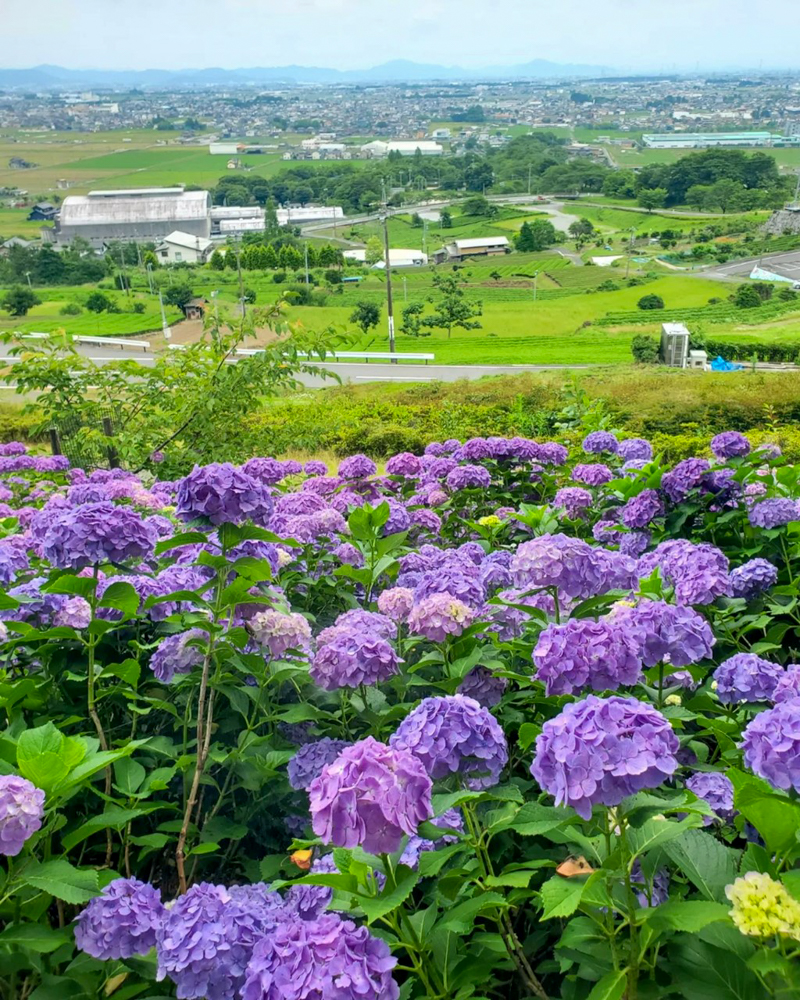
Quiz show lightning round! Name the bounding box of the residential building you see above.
[155,230,214,264]
[372,248,429,268]
[27,202,57,221]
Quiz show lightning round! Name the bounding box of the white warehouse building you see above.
[53,187,211,247]
[276,206,344,225]
[361,140,443,158]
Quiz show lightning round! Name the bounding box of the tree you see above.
[686,184,712,211]
[349,300,381,335]
[421,274,482,339]
[516,222,536,252]
[410,213,423,228]
[602,170,637,199]
[2,286,39,317]
[734,284,762,308]
[705,178,745,214]
[462,195,494,217]
[440,209,453,229]
[85,291,113,313]
[400,302,427,337]
[365,236,384,266]
[464,161,493,192]
[631,334,660,363]
[518,218,557,251]
[637,293,665,311]
[163,284,195,309]
[263,244,279,269]
[568,218,595,239]
[489,270,502,282]
[637,188,668,211]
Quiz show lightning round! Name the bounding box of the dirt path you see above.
[147,318,281,352]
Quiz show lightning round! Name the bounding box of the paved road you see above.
[702,248,800,282]
[0,342,600,387]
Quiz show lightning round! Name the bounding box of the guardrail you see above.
[21,333,151,351]
[169,346,435,364]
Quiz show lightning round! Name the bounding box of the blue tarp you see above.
[710,355,744,372]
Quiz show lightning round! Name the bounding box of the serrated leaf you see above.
[0,923,71,954]
[417,842,466,878]
[359,865,418,924]
[644,900,731,932]
[586,969,627,1000]
[436,891,506,933]
[511,801,572,837]
[98,581,140,618]
[23,859,99,904]
[540,875,584,919]
[114,758,146,796]
[62,807,148,851]
[663,829,739,902]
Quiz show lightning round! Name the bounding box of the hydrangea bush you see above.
[0,432,798,999]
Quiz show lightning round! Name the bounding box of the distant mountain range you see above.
[0,59,611,89]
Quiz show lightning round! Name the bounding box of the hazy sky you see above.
[4,0,797,71]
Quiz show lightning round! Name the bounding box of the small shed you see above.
[181,297,207,320]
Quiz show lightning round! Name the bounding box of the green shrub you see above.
[637,293,665,310]
[59,302,82,316]
[631,334,660,364]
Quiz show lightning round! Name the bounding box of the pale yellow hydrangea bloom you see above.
[477,515,502,528]
[726,872,800,941]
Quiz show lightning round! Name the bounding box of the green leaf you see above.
[626,815,702,857]
[102,658,141,687]
[511,801,572,837]
[539,875,584,919]
[644,900,731,933]
[517,722,538,751]
[436,891,506,933]
[359,865,419,924]
[663,829,739,902]
[670,936,762,1000]
[98,581,140,617]
[155,531,209,555]
[417,842,466,878]
[729,768,800,854]
[62,807,148,851]
[23,859,99,904]
[586,969,627,1000]
[0,923,71,954]
[17,722,64,763]
[42,574,96,599]
[114,758,146,795]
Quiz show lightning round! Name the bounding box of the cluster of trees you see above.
[487,134,608,193]
[400,274,483,339]
[605,149,791,211]
[0,241,108,287]
[516,219,559,251]
[209,242,345,272]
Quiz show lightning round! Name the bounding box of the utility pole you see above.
[158,290,171,341]
[236,240,246,319]
[146,262,154,295]
[304,242,309,285]
[533,271,539,303]
[528,163,533,196]
[625,227,636,280]
[403,276,408,302]
[24,271,32,289]
[380,180,396,361]
[118,246,131,298]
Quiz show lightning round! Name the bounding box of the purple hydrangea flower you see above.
[537,442,569,466]
[242,913,399,1000]
[713,653,784,704]
[618,438,653,462]
[593,520,623,545]
[248,610,311,657]
[410,509,443,534]
[741,701,800,793]
[413,564,485,609]
[710,432,751,460]
[282,460,303,476]
[386,452,422,477]
[54,595,92,630]
[446,465,492,491]
[661,458,711,503]
[0,775,44,856]
[288,739,351,791]
[317,610,395,646]
[242,457,287,486]
[589,548,638,592]
[458,666,508,707]
[156,882,286,1000]
[150,629,207,684]
[384,499,410,535]
[686,772,735,825]
[511,534,601,600]
[639,539,730,606]
[0,537,30,586]
[456,437,493,462]
[274,492,329,517]
[377,587,414,622]
[530,695,680,820]
[408,592,475,642]
[332,542,364,567]
[390,695,508,789]
[338,454,376,480]
[749,498,798,530]
[611,600,715,668]
[621,489,663,529]
[533,618,643,696]
[304,460,328,476]
[41,502,156,570]
[772,665,800,704]
[176,463,273,527]
[310,633,399,690]
[582,431,619,455]
[309,737,432,854]
[75,877,165,959]
[729,558,779,599]
[572,464,613,486]
[553,487,593,518]
[479,551,513,591]
[283,854,338,921]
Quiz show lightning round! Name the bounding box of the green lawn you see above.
[0,292,181,338]
[0,209,46,239]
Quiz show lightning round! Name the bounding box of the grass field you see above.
[0,291,182,338]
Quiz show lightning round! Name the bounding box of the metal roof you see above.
[157,230,213,251]
[453,236,510,249]
[60,189,209,227]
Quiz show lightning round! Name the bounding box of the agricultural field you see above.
[0,288,181,338]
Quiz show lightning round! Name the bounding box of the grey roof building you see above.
[54,187,211,247]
